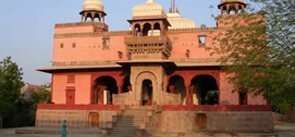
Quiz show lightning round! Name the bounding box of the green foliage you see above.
[0,57,24,127]
[31,88,51,108]
[0,57,51,127]
[210,0,295,113]
[0,57,23,103]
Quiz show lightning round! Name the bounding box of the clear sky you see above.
[0,0,221,85]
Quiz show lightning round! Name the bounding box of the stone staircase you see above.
[108,107,152,137]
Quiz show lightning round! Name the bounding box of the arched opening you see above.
[167,75,186,104]
[154,23,161,30]
[94,14,101,22]
[191,75,219,105]
[222,6,227,14]
[143,23,151,36]
[88,112,99,128]
[93,76,118,104]
[229,5,236,14]
[153,23,161,36]
[122,76,131,93]
[134,24,141,36]
[142,80,153,106]
[86,13,93,22]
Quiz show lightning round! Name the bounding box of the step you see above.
[109,108,153,137]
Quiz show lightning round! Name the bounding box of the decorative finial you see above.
[146,0,154,4]
[169,0,178,13]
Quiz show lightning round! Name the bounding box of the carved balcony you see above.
[125,36,172,60]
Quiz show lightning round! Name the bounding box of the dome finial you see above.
[146,0,154,3]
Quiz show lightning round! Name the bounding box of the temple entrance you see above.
[88,112,99,128]
[167,75,186,104]
[93,76,118,104]
[142,80,153,106]
[191,75,219,105]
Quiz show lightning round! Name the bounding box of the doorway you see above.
[88,112,99,128]
[66,87,75,105]
[142,80,153,106]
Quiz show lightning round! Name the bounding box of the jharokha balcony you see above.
[125,36,172,60]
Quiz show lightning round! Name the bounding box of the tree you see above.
[31,88,51,106]
[210,0,295,113]
[0,57,24,127]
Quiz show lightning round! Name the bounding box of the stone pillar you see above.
[184,84,194,105]
[140,23,144,35]
[117,77,123,94]
[185,84,190,105]
[160,22,164,35]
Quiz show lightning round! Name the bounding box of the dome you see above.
[167,13,196,30]
[132,0,167,18]
[83,0,104,11]
[221,0,245,3]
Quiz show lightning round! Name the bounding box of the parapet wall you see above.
[161,105,273,133]
[36,104,120,128]
[35,104,273,133]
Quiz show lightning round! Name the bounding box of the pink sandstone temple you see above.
[38,0,273,136]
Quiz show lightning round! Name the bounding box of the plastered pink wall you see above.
[55,25,94,34]
[219,71,239,105]
[52,74,67,104]
[248,93,267,105]
[53,35,129,62]
[75,74,91,104]
[167,31,219,60]
[219,72,267,105]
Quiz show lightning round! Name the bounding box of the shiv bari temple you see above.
[37,0,273,136]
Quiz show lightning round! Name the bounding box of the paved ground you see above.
[0,122,294,137]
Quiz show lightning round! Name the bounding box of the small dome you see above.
[83,0,104,11]
[221,0,245,4]
[167,13,196,30]
[132,0,167,18]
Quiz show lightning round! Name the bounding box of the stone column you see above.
[185,84,190,105]
[117,77,123,94]
[184,84,194,105]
